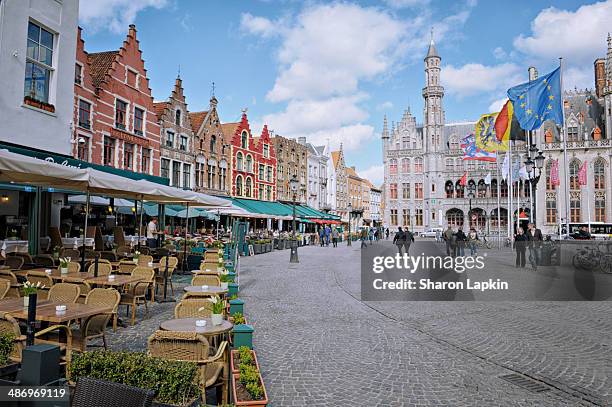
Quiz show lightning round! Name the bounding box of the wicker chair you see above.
[14,252,34,265]
[155,256,178,298]
[199,260,221,271]
[58,261,81,273]
[147,331,228,405]
[137,246,151,255]
[99,251,118,262]
[174,298,213,318]
[0,270,19,297]
[191,274,220,287]
[65,278,92,304]
[116,245,132,258]
[136,255,153,266]
[62,248,81,260]
[118,260,137,275]
[72,377,154,407]
[4,256,24,270]
[119,267,154,325]
[204,251,219,262]
[86,262,112,276]
[47,283,80,304]
[33,255,55,268]
[71,288,120,352]
[0,280,10,299]
[25,271,54,299]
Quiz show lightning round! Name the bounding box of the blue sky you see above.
[78,0,612,184]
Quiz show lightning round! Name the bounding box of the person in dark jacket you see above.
[403,229,415,255]
[526,222,543,270]
[385,228,390,240]
[514,227,528,268]
[455,229,467,256]
[393,227,407,255]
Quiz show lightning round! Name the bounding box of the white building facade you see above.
[305,141,330,210]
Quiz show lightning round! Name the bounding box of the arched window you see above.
[389,159,397,175]
[500,180,508,198]
[414,157,423,173]
[545,161,554,190]
[449,137,459,151]
[401,158,410,173]
[241,131,248,148]
[445,181,454,198]
[210,135,216,153]
[490,208,507,229]
[569,159,581,190]
[477,179,486,198]
[236,152,243,171]
[245,177,252,198]
[236,175,243,196]
[594,158,605,190]
[175,110,181,126]
[455,181,464,198]
[446,209,464,228]
[246,155,253,173]
[491,179,498,198]
[595,196,606,222]
[199,139,204,151]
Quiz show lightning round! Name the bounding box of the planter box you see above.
[253,244,262,255]
[230,349,260,375]
[233,324,254,349]
[229,298,244,315]
[231,373,268,406]
[0,363,19,380]
[152,398,201,407]
[277,240,285,250]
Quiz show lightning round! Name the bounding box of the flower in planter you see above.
[203,296,225,315]
[22,281,45,296]
[59,257,70,268]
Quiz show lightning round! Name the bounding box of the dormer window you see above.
[175,110,181,126]
[241,131,248,148]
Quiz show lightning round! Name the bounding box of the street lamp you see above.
[525,149,546,224]
[347,202,352,246]
[289,174,299,263]
[467,183,476,229]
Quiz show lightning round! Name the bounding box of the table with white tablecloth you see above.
[104,235,147,247]
[0,240,29,254]
[61,237,94,248]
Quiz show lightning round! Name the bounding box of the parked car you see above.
[421,227,443,238]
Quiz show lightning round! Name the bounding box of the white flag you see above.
[502,152,510,180]
[484,172,492,185]
[519,165,529,180]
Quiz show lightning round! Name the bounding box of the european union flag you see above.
[507,67,563,131]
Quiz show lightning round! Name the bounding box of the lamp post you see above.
[289,174,299,263]
[347,202,352,246]
[525,149,545,224]
[467,183,476,229]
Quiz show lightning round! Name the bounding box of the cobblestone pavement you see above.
[239,241,612,407]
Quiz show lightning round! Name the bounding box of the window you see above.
[210,135,216,152]
[567,126,579,141]
[115,99,127,129]
[172,161,181,187]
[431,184,435,193]
[141,148,151,174]
[245,177,252,198]
[241,131,248,148]
[236,175,243,196]
[259,164,264,180]
[183,164,191,189]
[236,152,243,171]
[402,209,410,226]
[175,110,181,126]
[500,180,508,198]
[390,183,398,199]
[402,183,410,199]
[266,185,272,201]
[401,158,410,173]
[595,197,606,222]
[124,143,134,170]
[246,155,253,173]
[258,185,264,200]
[74,63,82,85]
[390,209,398,226]
[134,107,144,135]
[219,166,226,190]
[570,198,581,223]
[263,144,269,158]
[594,159,605,190]
[267,166,272,182]
[207,163,215,188]
[545,161,554,190]
[389,159,397,175]
[77,136,89,161]
[195,163,203,187]
[103,137,115,166]
[445,158,454,171]
[545,199,557,224]
[491,179,498,198]
[569,160,580,190]
[78,100,91,129]
[415,183,423,199]
[161,158,170,179]
[166,131,174,148]
[24,22,53,104]
[414,158,423,173]
[179,136,188,151]
[415,209,423,226]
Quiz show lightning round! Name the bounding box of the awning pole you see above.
[81,190,90,272]
[138,195,144,251]
[183,203,189,272]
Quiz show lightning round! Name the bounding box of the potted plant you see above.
[0,332,18,380]
[230,312,246,326]
[52,245,62,260]
[206,296,224,326]
[22,281,45,307]
[253,241,262,255]
[133,250,141,264]
[231,364,268,406]
[219,272,232,290]
[59,257,70,274]
[230,346,259,375]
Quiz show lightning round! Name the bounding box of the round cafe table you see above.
[183,285,228,296]
[191,268,223,275]
[160,317,233,335]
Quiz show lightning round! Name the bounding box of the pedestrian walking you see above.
[393,227,407,255]
[374,229,379,241]
[514,227,528,268]
[324,225,331,246]
[146,217,159,248]
[435,229,441,243]
[318,227,325,247]
[527,222,543,270]
[385,228,390,240]
[455,228,466,256]
[369,228,374,245]
[404,228,415,255]
[360,229,368,248]
[467,228,478,256]
[331,227,339,247]
[443,226,454,256]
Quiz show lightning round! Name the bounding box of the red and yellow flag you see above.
[495,100,526,142]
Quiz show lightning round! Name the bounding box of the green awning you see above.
[231,198,293,217]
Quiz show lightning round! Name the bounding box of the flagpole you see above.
[508,141,513,239]
[496,153,501,249]
[528,131,534,223]
[560,57,570,237]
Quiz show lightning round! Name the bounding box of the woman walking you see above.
[514,227,528,268]
[467,228,478,256]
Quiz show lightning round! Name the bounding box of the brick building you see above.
[272,135,307,204]
[190,96,230,196]
[73,25,160,176]
[330,146,348,222]
[221,111,276,201]
[153,76,194,188]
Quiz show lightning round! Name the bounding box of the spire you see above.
[210,81,218,108]
[391,121,396,134]
[425,26,439,59]
[382,115,389,139]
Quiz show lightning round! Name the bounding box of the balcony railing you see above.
[543,139,611,150]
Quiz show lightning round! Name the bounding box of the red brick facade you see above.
[224,112,277,200]
[73,25,160,176]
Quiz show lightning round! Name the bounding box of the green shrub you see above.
[232,312,246,325]
[245,381,263,399]
[70,351,200,405]
[239,364,259,385]
[0,333,15,366]
[237,346,252,365]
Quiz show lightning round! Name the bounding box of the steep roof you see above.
[346,166,360,179]
[221,122,240,143]
[189,111,209,133]
[426,38,439,59]
[331,151,341,168]
[152,102,167,119]
[87,51,118,88]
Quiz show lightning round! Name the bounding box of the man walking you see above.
[393,227,407,255]
[146,217,158,249]
[319,227,325,247]
[325,225,331,246]
[443,226,454,256]
[403,228,415,256]
[385,228,390,240]
[527,222,543,270]
[331,227,339,247]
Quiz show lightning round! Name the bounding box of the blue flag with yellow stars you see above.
[507,67,563,131]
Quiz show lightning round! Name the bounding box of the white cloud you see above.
[383,0,430,9]
[358,164,384,185]
[493,47,507,60]
[513,0,612,65]
[299,124,376,152]
[488,97,508,113]
[239,13,284,38]
[564,66,594,91]
[442,63,523,98]
[376,101,394,111]
[79,0,168,33]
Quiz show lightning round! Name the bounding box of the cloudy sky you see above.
[79,0,612,185]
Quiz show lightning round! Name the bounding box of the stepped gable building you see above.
[154,76,194,188]
[190,95,230,196]
[73,25,161,176]
[305,141,330,211]
[330,145,348,222]
[222,111,277,201]
[272,134,307,204]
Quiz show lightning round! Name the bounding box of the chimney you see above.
[297,137,306,145]
[128,24,137,39]
[595,58,606,98]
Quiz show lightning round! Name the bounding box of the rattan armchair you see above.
[155,256,178,298]
[33,255,55,268]
[0,280,10,299]
[26,271,54,299]
[72,377,154,407]
[199,261,221,271]
[136,255,153,266]
[71,288,120,352]
[62,249,81,259]
[204,251,219,262]
[119,267,154,325]
[86,262,112,276]
[116,245,132,257]
[47,283,80,304]
[65,278,91,304]
[118,259,137,275]
[174,298,213,318]
[4,256,24,270]
[147,331,228,405]
[99,251,118,262]
[0,270,20,297]
[58,261,81,273]
[191,274,220,287]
